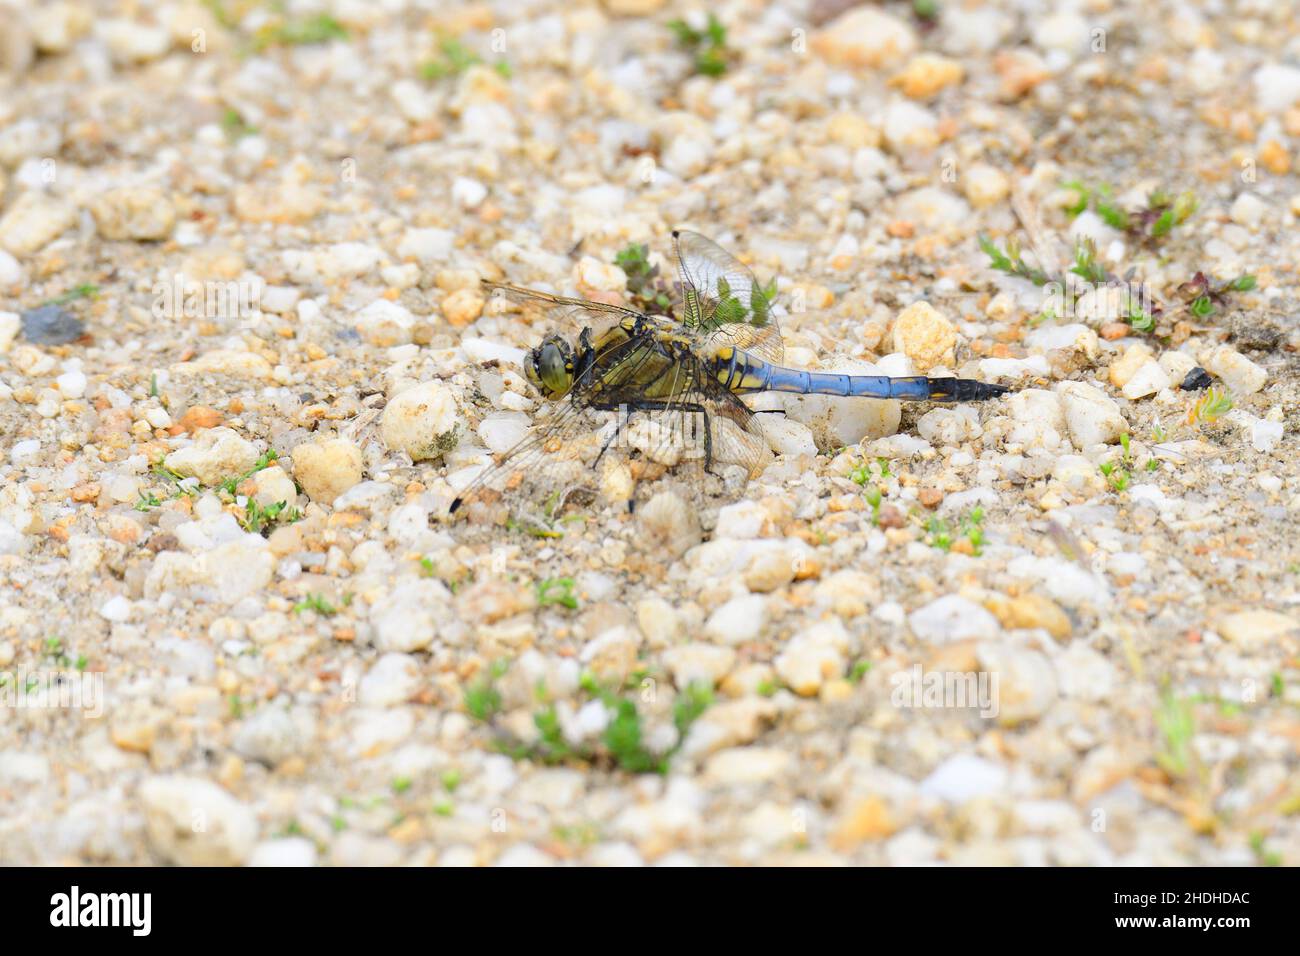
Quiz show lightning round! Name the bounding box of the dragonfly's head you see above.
[525,333,576,400]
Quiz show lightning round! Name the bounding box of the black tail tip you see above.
[928,378,1012,402]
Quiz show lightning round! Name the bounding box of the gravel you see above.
[0,0,1297,867]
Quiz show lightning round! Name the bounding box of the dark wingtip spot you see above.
[449,498,463,514]
[671,229,681,238]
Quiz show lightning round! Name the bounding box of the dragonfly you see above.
[449,231,1009,531]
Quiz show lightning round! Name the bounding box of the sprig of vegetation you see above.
[978,234,1054,285]
[614,243,673,314]
[1099,433,1137,492]
[536,577,579,610]
[293,593,337,616]
[1249,831,1282,867]
[667,14,732,77]
[218,448,280,496]
[863,485,883,526]
[1154,689,1197,780]
[912,0,940,21]
[252,13,348,50]
[1175,271,1256,320]
[240,499,299,535]
[43,283,100,307]
[464,659,510,722]
[221,107,257,141]
[1063,181,1199,244]
[1069,238,1109,284]
[1187,387,1233,426]
[849,457,891,526]
[420,36,510,81]
[476,663,713,775]
[925,507,986,555]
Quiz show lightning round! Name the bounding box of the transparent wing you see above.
[673,230,784,365]
[481,280,645,341]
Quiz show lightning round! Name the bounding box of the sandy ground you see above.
[0,0,1297,866]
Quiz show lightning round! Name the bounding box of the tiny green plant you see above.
[926,507,986,555]
[391,776,413,794]
[293,594,337,616]
[1098,461,1129,492]
[253,13,348,50]
[241,499,298,535]
[863,485,883,526]
[1063,181,1198,244]
[1175,271,1257,320]
[1069,238,1109,285]
[614,243,673,314]
[493,675,713,775]
[672,682,714,740]
[925,515,952,552]
[849,660,872,683]
[963,507,986,555]
[1249,831,1282,867]
[465,660,509,722]
[667,14,732,77]
[978,234,1052,285]
[1154,689,1196,780]
[421,36,510,80]
[44,283,100,307]
[219,448,280,496]
[1098,436,1138,491]
[1187,387,1233,426]
[1029,306,1056,328]
[134,491,163,512]
[221,107,257,141]
[1125,301,1155,333]
[536,577,579,610]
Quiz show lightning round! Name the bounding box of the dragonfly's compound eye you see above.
[527,337,574,399]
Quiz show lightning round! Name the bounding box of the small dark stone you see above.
[1228,312,1285,352]
[20,305,85,345]
[1180,367,1213,391]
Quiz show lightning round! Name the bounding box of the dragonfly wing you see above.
[481,281,643,320]
[673,230,784,365]
[480,280,645,342]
